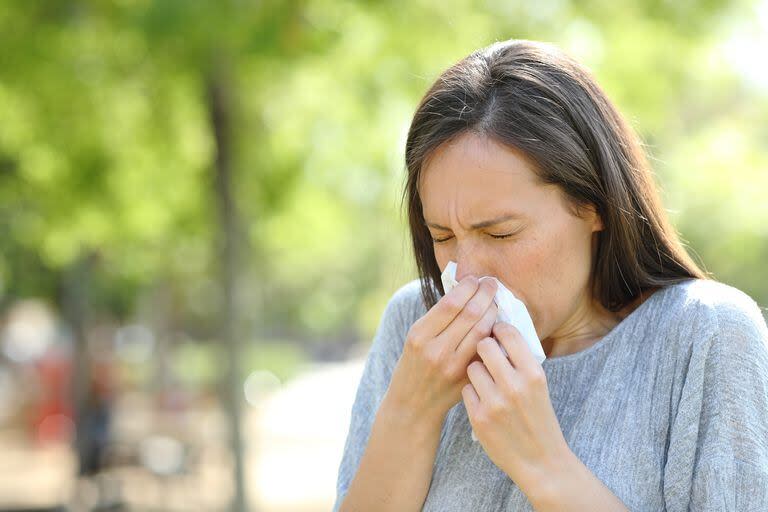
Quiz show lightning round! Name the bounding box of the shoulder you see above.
[662,282,768,502]
[382,278,429,331]
[662,279,767,338]
[667,278,761,310]
[368,280,426,374]
[658,278,768,367]
[368,279,430,361]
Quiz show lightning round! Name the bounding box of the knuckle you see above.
[482,283,498,299]
[494,321,513,336]
[487,398,506,416]
[407,319,425,339]
[468,323,489,341]
[474,409,491,427]
[443,360,463,381]
[464,302,484,320]
[442,296,462,315]
[481,304,497,323]
[405,331,424,350]
[423,348,443,368]
[528,367,547,386]
[503,382,523,402]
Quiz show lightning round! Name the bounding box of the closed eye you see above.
[431,232,516,243]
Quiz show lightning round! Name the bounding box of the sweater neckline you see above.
[540,284,670,367]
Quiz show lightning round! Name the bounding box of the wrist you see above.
[379,390,446,436]
[522,448,582,509]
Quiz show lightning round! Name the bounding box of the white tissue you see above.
[440,261,546,441]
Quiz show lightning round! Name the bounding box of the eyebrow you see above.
[424,213,524,231]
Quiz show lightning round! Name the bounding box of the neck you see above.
[540,293,623,358]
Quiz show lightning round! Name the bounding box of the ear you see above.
[592,212,604,232]
[586,204,604,233]
[568,198,603,232]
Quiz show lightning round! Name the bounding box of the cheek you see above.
[502,235,562,287]
[432,244,450,271]
[529,228,594,327]
[499,235,566,326]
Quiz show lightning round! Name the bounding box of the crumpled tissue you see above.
[440,260,546,441]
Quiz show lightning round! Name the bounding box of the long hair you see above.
[403,39,709,312]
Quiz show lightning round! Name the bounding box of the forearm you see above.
[339,393,444,512]
[519,449,630,512]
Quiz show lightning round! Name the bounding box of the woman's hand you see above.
[462,322,570,491]
[386,275,499,426]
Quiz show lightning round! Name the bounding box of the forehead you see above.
[418,133,549,216]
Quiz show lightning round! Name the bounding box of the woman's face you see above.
[419,132,604,344]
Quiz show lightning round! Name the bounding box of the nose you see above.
[454,259,488,283]
[449,240,493,282]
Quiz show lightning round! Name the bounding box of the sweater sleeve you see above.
[331,282,419,512]
[663,289,768,511]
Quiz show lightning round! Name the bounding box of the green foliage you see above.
[1,0,766,348]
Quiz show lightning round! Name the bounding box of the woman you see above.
[333,40,768,511]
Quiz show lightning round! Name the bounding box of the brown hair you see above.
[402,39,709,312]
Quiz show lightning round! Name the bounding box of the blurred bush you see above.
[0,0,765,361]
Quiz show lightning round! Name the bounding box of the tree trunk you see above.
[62,250,95,476]
[207,64,248,512]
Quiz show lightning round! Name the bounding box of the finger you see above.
[492,322,537,374]
[455,298,497,361]
[461,382,480,412]
[466,360,497,403]
[411,275,479,339]
[436,278,497,350]
[476,336,515,387]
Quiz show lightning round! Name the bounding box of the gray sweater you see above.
[332,278,768,511]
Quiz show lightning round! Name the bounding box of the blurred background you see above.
[0,0,767,511]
